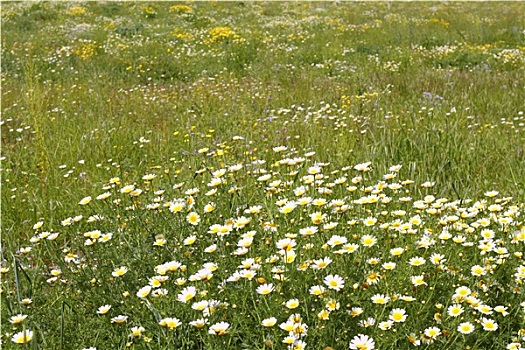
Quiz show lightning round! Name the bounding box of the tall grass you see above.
[1,2,525,349]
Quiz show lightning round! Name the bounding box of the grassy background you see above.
[1,2,525,349]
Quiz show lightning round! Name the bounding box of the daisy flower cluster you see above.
[3,138,524,348]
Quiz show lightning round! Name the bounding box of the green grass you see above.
[1,2,525,349]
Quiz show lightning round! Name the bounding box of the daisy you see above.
[480,229,495,239]
[189,318,209,329]
[409,215,422,225]
[238,236,254,248]
[310,212,326,224]
[484,190,499,197]
[389,164,402,172]
[234,216,251,229]
[399,295,416,302]
[378,321,393,330]
[177,286,197,303]
[61,217,73,226]
[361,235,377,247]
[169,201,185,213]
[111,315,128,324]
[261,317,277,327]
[342,243,359,253]
[471,265,486,276]
[183,235,197,245]
[308,165,322,174]
[240,269,257,280]
[130,326,145,338]
[299,226,318,236]
[185,187,199,195]
[494,305,509,316]
[96,192,111,200]
[366,272,380,285]
[389,308,407,323]
[142,174,156,181]
[349,334,375,350]
[311,257,332,270]
[208,177,225,187]
[476,304,493,315]
[47,232,59,240]
[152,288,168,297]
[199,263,215,273]
[292,323,308,336]
[411,275,427,287]
[205,188,217,196]
[481,317,498,331]
[246,205,262,214]
[11,330,33,344]
[85,230,101,239]
[424,327,441,339]
[129,188,142,197]
[447,304,463,317]
[276,238,296,252]
[457,322,475,334]
[96,305,112,315]
[430,253,446,265]
[292,340,307,350]
[112,266,128,277]
[297,196,312,205]
[159,317,182,329]
[362,217,377,226]
[326,299,340,311]
[33,221,43,230]
[453,286,471,300]
[466,296,481,307]
[408,257,426,266]
[201,202,216,213]
[349,307,363,317]
[186,212,201,225]
[9,314,28,324]
[137,285,152,298]
[163,260,182,272]
[312,198,327,206]
[256,283,274,295]
[78,196,92,205]
[285,299,300,309]
[318,309,330,320]
[371,294,390,305]
[280,320,295,332]
[367,257,380,265]
[324,274,344,291]
[204,244,217,253]
[382,262,396,270]
[192,300,210,313]
[438,231,452,240]
[283,335,298,345]
[149,275,168,287]
[354,162,372,172]
[309,285,326,296]
[327,235,347,247]
[208,321,230,336]
[279,201,297,214]
[99,232,113,243]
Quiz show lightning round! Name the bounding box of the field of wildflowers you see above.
[1,2,525,349]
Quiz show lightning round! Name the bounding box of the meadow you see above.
[1,1,525,349]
